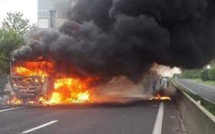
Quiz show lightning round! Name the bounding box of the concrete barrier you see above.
[171,80,215,134]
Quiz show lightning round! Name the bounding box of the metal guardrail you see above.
[172,79,215,105]
[170,79,215,134]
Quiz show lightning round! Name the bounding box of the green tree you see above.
[201,69,210,81]
[2,12,30,37]
[0,12,29,74]
[181,69,201,79]
[208,67,215,81]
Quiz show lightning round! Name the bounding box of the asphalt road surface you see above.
[0,101,186,134]
[177,79,215,102]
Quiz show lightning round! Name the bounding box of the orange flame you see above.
[14,61,54,77]
[39,79,91,105]
[15,67,48,77]
[11,61,92,105]
[149,94,171,101]
[8,97,22,105]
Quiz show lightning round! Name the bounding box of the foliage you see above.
[182,66,215,82]
[209,67,215,80]
[0,12,30,74]
[201,69,210,81]
[201,67,215,81]
[181,69,201,79]
[2,12,30,37]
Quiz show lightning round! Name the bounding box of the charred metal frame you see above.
[8,60,53,103]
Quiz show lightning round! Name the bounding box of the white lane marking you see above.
[0,107,22,113]
[152,102,164,134]
[22,120,58,134]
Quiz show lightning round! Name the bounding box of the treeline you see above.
[201,67,215,81]
[181,66,215,81]
[0,12,36,76]
[181,69,201,79]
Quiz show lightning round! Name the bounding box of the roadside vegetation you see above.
[0,12,37,77]
[180,61,215,87]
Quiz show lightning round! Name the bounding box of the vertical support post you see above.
[50,10,56,28]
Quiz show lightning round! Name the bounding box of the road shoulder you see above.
[162,101,187,134]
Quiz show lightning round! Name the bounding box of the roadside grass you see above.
[171,79,215,116]
[191,79,215,87]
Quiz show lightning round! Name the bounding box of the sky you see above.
[0,0,37,26]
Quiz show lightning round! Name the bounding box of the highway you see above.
[177,79,215,102]
[0,101,186,134]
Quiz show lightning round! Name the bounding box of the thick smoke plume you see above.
[12,0,215,82]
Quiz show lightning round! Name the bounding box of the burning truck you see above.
[7,56,92,105]
[7,56,171,105]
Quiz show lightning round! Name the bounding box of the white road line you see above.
[22,120,58,134]
[0,107,22,113]
[152,102,164,134]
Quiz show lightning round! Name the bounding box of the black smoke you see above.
[12,0,215,82]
